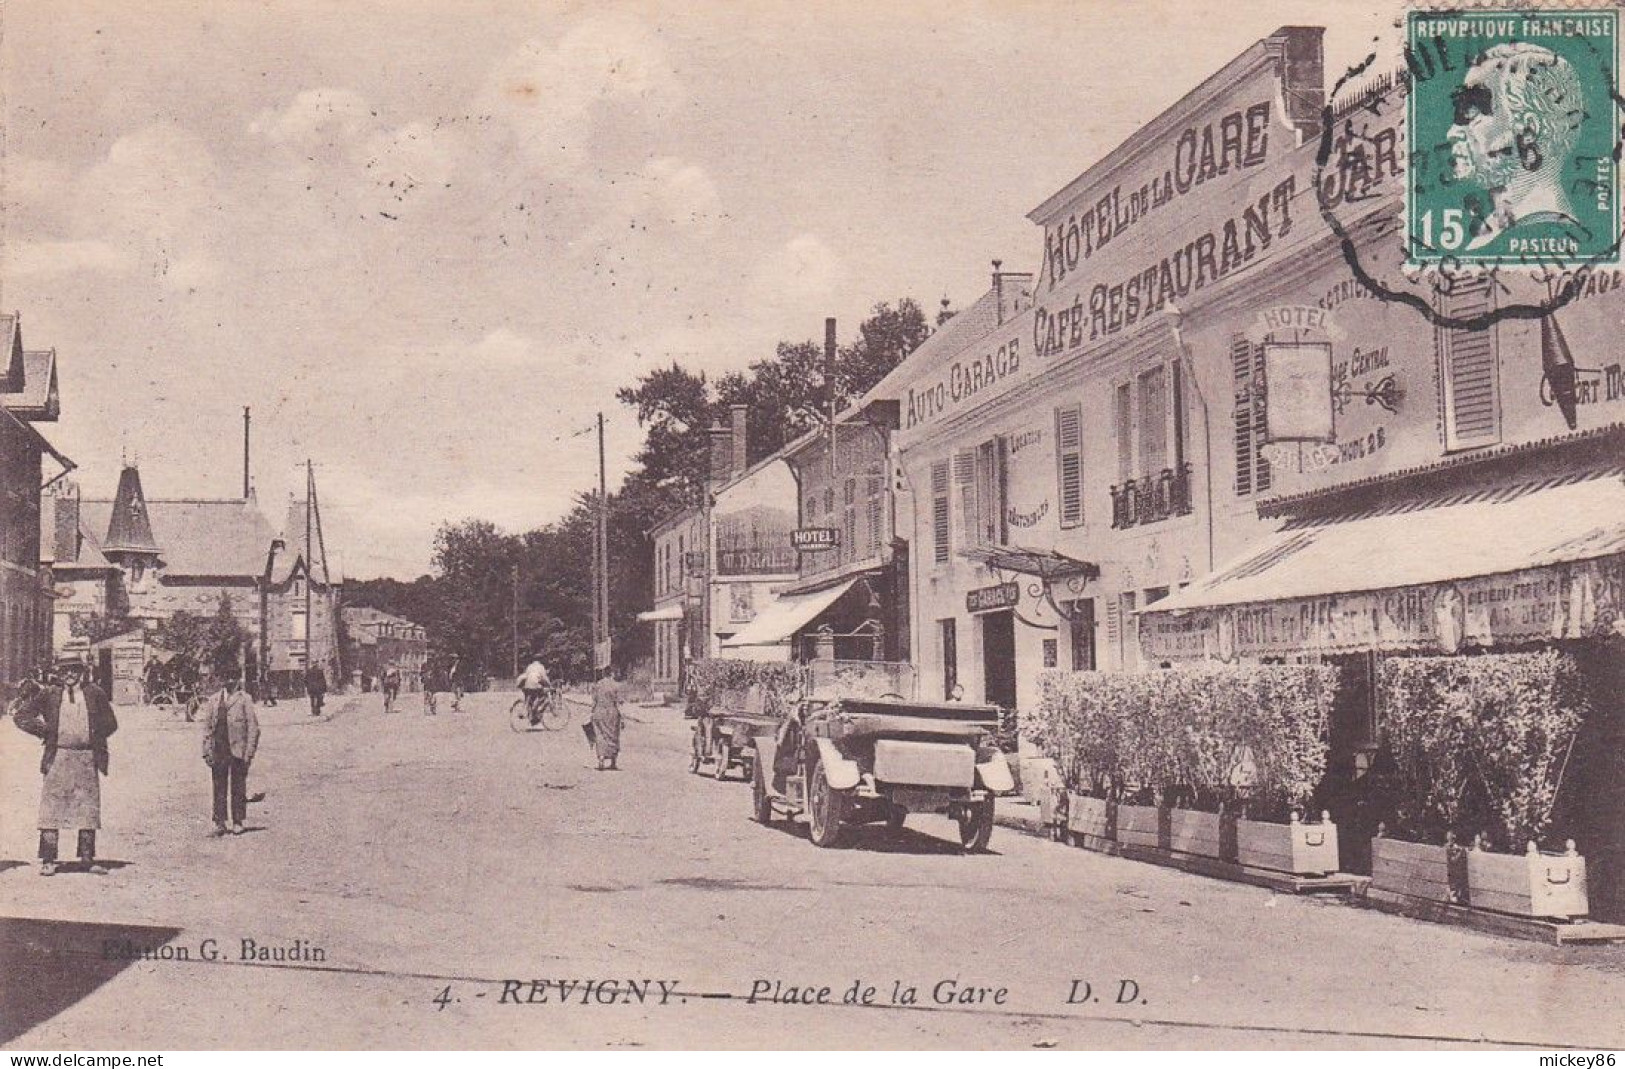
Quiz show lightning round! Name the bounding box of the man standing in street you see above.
[12,658,119,876]
[203,663,260,836]
[380,662,401,714]
[304,661,327,718]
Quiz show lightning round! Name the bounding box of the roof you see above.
[854,282,1025,410]
[342,606,423,631]
[41,505,115,571]
[82,497,277,578]
[103,466,161,554]
[0,315,21,391]
[0,350,58,420]
[1146,467,1625,615]
[279,498,334,585]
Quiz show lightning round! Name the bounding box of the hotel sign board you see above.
[790,527,840,552]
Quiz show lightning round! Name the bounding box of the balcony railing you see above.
[1110,463,1194,530]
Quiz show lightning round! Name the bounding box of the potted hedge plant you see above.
[1378,651,1590,917]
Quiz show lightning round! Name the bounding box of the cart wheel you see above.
[957,797,995,853]
[713,744,732,781]
[752,755,775,824]
[885,804,907,833]
[806,752,847,848]
[689,731,703,774]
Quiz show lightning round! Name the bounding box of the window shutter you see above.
[954,449,977,548]
[1055,403,1084,529]
[1232,334,1257,496]
[1114,382,1134,482]
[931,460,950,564]
[1105,597,1122,648]
[865,477,884,555]
[1440,281,1501,450]
[1252,342,1271,491]
[996,435,1010,545]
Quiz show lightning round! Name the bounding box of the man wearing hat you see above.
[12,657,119,875]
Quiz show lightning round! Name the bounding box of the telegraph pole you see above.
[593,411,611,677]
[304,460,314,672]
[825,317,838,479]
[511,562,520,678]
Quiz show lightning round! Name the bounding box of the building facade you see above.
[641,506,704,694]
[342,606,427,691]
[45,465,344,702]
[0,314,71,695]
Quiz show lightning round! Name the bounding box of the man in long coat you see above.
[13,658,118,876]
[202,667,260,836]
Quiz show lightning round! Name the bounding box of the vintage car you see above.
[750,696,1014,852]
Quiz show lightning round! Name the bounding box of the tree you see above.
[152,594,247,674]
[838,298,933,399]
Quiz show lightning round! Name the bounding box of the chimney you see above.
[53,483,80,562]
[708,419,733,484]
[992,260,1005,325]
[729,404,748,475]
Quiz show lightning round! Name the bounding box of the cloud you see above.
[467,328,534,364]
[752,233,843,303]
[249,87,374,144]
[8,240,134,277]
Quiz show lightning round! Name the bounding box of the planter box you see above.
[1116,803,1162,850]
[1467,844,1589,919]
[1167,808,1224,860]
[1066,793,1113,841]
[1371,837,1457,904]
[1237,813,1340,876]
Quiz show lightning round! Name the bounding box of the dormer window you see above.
[292,577,304,598]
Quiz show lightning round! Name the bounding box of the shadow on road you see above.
[0,917,185,1044]
[751,817,999,857]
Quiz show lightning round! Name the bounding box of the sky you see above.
[1,0,1395,578]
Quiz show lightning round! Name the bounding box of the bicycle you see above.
[509,684,570,732]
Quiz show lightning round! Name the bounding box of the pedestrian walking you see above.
[422,657,440,716]
[448,654,464,712]
[304,662,327,718]
[381,663,401,714]
[588,673,623,772]
[11,658,118,876]
[202,665,260,836]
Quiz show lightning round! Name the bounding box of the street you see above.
[3,690,1624,1051]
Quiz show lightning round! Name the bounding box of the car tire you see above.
[752,756,774,825]
[806,751,846,848]
[957,797,995,853]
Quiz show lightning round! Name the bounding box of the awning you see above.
[1149,467,1625,616]
[636,604,684,623]
[959,544,1099,582]
[721,579,859,648]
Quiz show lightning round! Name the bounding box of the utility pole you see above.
[242,407,251,499]
[511,562,520,678]
[825,317,838,479]
[304,460,314,673]
[593,411,611,677]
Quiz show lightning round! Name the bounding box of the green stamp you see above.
[1406,8,1620,266]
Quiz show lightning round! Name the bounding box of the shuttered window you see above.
[931,460,951,564]
[1114,382,1133,482]
[865,477,884,556]
[1232,334,1272,495]
[974,437,1008,545]
[1440,280,1501,450]
[954,449,977,548]
[1055,403,1084,529]
[1137,366,1168,476]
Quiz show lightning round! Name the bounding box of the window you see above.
[1116,591,1138,670]
[1137,366,1168,476]
[1114,382,1133,482]
[1042,638,1058,669]
[1055,403,1084,529]
[1232,334,1272,495]
[1144,585,1169,606]
[1440,279,1501,450]
[842,477,858,563]
[823,488,835,515]
[940,618,958,699]
[931,461,950,564]
[1069,598,1096,671]
[973,437,1008,545]
[953,450,976,549]
[292,610,308,642]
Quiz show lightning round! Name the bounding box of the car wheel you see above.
[957,797,995,853]
[752,756,774,824]
[806,752,846,848]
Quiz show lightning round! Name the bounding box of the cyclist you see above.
[516,656,553,726]
[380,663,401,714]
[448,654,464,712]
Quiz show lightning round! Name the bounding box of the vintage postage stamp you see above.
[1406,8,1621,266]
